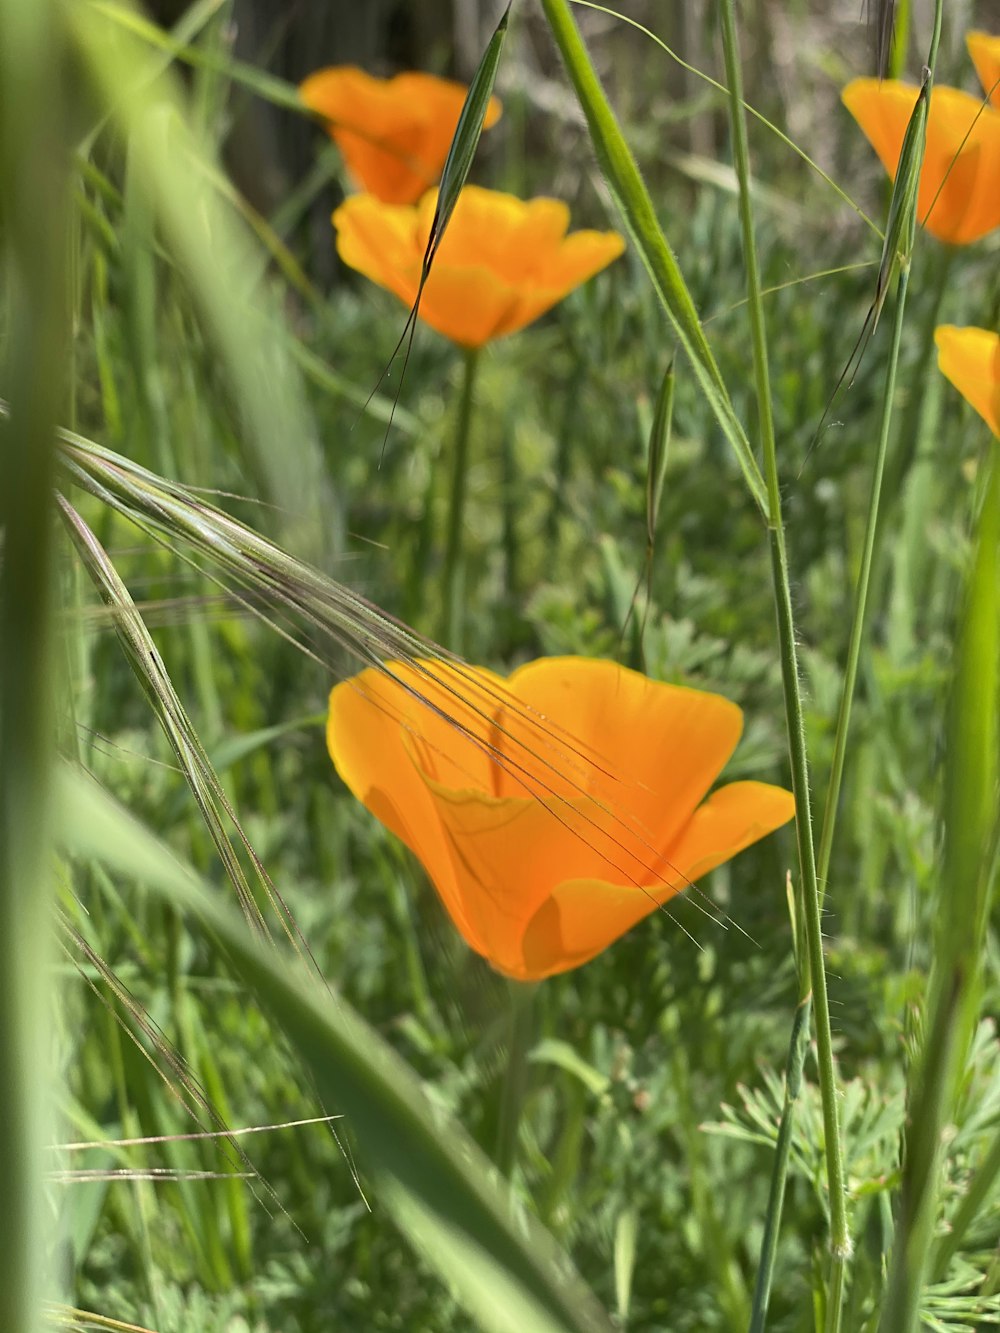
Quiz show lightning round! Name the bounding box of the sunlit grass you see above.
[0,1,998,1331]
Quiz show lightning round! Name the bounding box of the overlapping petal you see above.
[968,31,1000,109]
[300,66,501,205]
[842,78,1000,245]
[333,186,625,347]
[327,656,795,980]
[935,325,1000,437]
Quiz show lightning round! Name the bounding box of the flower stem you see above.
[495,980,537,1178]
[0,2,66,1330]
[716,0,850,1322]
[443,346,481,652]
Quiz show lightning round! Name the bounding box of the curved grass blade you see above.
[370,4,511,452]
[540,0,767,514]
[58,495,320,967]
[58,765,615,1333]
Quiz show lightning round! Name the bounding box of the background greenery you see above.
[1,0,998,1330]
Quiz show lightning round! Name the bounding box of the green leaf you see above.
[57,766,614,1333]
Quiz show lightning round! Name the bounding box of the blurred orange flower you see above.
[967,30,1000,109]
[299,66,502,205]
[327,657,795,981]
[935,325,1000,437]
[333,186,625,347]
[842,78,1000,244]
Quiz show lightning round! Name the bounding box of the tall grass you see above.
[1,0,998,1330]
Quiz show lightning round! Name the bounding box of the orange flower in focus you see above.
[967,31,1000,109]
[299,67,501,205]
[842,79,1000,244]
[327,657,795,981]
[935,325,1000,437]
[333,187,626,347]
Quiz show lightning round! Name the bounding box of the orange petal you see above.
[519,780,796,980]
[421,784,642,976]
[333,195,422,306]
[843,79,1000,244]
[327,661,505,952]
[968,31,1000,109]
[410,262,529,347]
[334,188,623,346]
[301,67,501,204]
[935,324,1000,437]
[500,657,744,853]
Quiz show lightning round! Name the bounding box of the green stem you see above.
[815,261,914,891]
[0,3,67,1331]
[501,418,519,604]
[495,980,537,1179]
[716,0,850,1323]
[443,346,481,652]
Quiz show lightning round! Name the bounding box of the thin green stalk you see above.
[0,2,67,1330]
[443,347,481,652]
[716,1,851,1323]
[749,993,811,1332]
[815,259,913,894]
[495,981,537,1179]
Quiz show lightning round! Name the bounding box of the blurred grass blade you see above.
[646,362,674,554]
[70,0,341,562]
[540,0,767,514]
[880,444,1000,1333]
[91,0,303,113]
[0,0,69,1328]
[58,766,614,1333]
[58,496,318,966]
[625,361,674,659]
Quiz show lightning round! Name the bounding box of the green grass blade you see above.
[879,444,1000,1332]
[57,766,615,1333]
[715,3,850,1323]
[70,0,341,563]
[430,4,510,256]
[0,1,69,1329]
[539,0,767,514]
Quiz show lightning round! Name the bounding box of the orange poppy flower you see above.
[333,186,626,347]
[842,78,1000,244]
[299,66,502,205]
[967,31,1000,109]
[327,657,795,981]
[935,325,1000,437]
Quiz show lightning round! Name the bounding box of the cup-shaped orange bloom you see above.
[967,31,1000,109]
[935,325,1000,437]
[327,657,795,981]
[299,66,502,205]
[842,79,1000,244]
[333,186,625,347]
